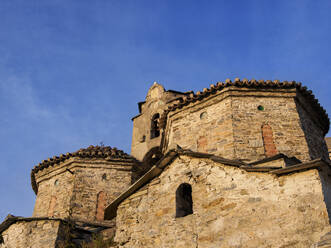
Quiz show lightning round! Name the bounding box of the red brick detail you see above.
[96,191,106,221]
[197,136,208,152]
[262,124,278,157]
[48,196,57,217]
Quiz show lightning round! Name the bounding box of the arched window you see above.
[176,183,193,218]
[150,113,160,139]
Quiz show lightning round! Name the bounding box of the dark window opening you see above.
[140,135,146,143]
[176,183,193,218]
[150,113,160,139]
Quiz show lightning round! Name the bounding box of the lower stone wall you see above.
[0,220,61,248]
[115,156,331,248]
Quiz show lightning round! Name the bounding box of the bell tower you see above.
[131,82,191,162]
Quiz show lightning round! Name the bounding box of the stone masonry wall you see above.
[230,90,311,162]
[115,156,331,248]
[33,159,133,223]
[33,168,74,218]
[164,88,316,162]
[70,161,132,222]
[326,138,331,159]
[317,165,331,223]
[164,92,235,158]
[0,220,61,248]
[295,93,330,161]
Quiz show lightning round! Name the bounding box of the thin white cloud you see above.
[0,75,53,120]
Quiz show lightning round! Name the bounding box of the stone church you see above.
[1,79,331,247]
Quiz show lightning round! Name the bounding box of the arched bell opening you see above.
[150,113,160,139]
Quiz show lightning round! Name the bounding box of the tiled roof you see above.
[31,145,136,194]
[159,78,330,135]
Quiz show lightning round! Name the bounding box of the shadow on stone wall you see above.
[296,100,330,162]
[131,146,163,184]
[319,165,331,225]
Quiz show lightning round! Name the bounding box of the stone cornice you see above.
[34,158,135,186]
[31,145,138,195]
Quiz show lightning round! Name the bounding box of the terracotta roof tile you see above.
[31,145,136,194]
[159,79,329,135]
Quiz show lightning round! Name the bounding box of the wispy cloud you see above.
[0,75,53,120]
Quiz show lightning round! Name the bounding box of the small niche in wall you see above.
[140,135,146,143]
[257,105,264,111]
[54,179,59,186]
[200,112,207,120]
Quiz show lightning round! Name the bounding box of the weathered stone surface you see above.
[325,137,331,159]
[115,156,331,248]
[163,87,329,163]
[315,231,331,247]
[0,220,61,248]
[33,158,134,223]
[296,93,330,161]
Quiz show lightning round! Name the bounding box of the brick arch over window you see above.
[176,183,193,218]
[96,191,106,221]
[262,124,278,157]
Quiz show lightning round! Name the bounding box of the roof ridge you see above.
[32,145,135,172]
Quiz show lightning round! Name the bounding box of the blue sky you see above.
[0,0,330,220]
